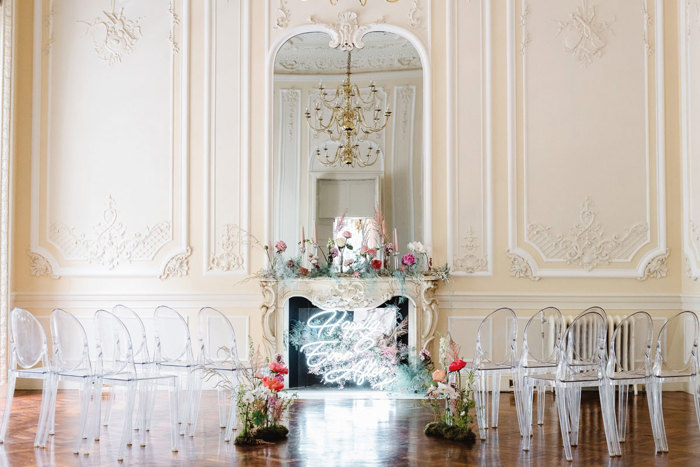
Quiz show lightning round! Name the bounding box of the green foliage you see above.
[424,422,476,446]
[394,354,433,394]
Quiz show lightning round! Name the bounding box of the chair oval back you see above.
[608,311,653,375]
[654,311,700,377]
[153,305,193,363]
[522,306,564,366]
[560,309,607,372]
[9,307,49,369]
[112,305,150,363]
[50,308,92,373]
[198,307,238,364]
[95,309,136,377]
[474,307,518,368]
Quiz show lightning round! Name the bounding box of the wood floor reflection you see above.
[0,390,698,466]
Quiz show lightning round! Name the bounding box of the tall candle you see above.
[313,222,317,244]
[393,228,398,251]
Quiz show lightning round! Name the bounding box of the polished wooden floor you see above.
[0,390,698,466]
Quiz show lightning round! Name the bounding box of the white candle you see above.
[301,226,305,245]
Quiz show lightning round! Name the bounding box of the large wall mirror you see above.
[272,30,424,252]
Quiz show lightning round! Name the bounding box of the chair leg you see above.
[599,383,622,457]
[188,367,203,437]
[491,373,501,428]
[513,371,525,437]
[224,391,238,442]
[645,381,662,453]
[138,381,149,448]
[168,379,180,452]
[91,379,102,442]
[475,371,487,440]
[217,387,227,429]
[617,384,629,442]
[555,386,573,461]
[536,383,545,425]
[118,382,137,463]
[48,378,57,436]
[654,381,668,452]
[520,379,534,452]
[103,386,115,427]
[73,380,91,455]
[568,387,581,446]
[693,376,700,435]
[34,375,53,448]
[0,372,16,443]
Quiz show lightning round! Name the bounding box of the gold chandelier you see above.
[304,51,392,168]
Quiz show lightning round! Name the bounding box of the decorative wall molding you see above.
[31,0,190,277]
[329,10,372,51]
[274,0,291,29]
[159,246,192,280]
[507,251,540,281]
[49,196,171,269]
[80,7,143,64]
[28,251,59,279]
[555,0,613,65]
[682,0,700,279]
[507,0,666,279]
[446,0,492,276]
[527,197,648,271]
[275,88,302,244]
[204,0,250,276]
[208,224,248,272]
[392,84,417,242]
[408,0,423,29]
[638,249,669,281]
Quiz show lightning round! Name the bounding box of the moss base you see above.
[256,424,289,442]
[424,422,476,446]
[234,432,265,446]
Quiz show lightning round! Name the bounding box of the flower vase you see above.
[339,249,344,274]
[445,399,454,426]
[393,253,400,271]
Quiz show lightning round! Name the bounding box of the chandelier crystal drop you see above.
[304,51,392,168]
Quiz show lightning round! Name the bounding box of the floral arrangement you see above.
[394,347,436,394]
[423,334,476,446]
[205,341,297,446]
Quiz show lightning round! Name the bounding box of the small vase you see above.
[445,399,453,426]
[339,249,344,274]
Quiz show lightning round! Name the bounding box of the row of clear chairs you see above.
[0,305,244,462]
[461,306,700,461]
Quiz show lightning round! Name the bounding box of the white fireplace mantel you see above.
[259,276,441,357]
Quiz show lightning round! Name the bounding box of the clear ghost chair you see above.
[606,311,655,444]
[521,308,621,461]
[153,305,201,437]
[196,307,245,442]
[0,308,53,447]
[517,306,565,436]
[93,309,179,462]
[649,310,700,453]
[102,305,152,429]
[469,307,520,440]
[48,308,99,454]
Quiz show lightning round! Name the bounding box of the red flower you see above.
[299,267,309,277]
[263,376,284,392]
[370,259,382,270]
[269,362,289,374]
[448,359,467,372]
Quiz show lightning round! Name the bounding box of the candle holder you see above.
[393,252,400,271]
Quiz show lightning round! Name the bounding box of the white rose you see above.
[336,237,347,247]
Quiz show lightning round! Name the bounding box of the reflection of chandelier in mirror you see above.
[304,51,392,168]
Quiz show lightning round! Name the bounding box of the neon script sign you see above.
[299,309,400,389]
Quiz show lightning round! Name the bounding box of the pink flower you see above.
[344,258,354,266]
[367,248,377,258]
[342,231,352,239]
[269,362,289,374]
[353,271,361,278]
[330,247,339,258]
[274,353,284,363]
[360,245,369,254]
[402,253,416,266]
[432,369,446,383]
[275,240,287,253]
[385,243,394,253]
[419,348,431,361]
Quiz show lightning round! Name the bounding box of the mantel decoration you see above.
[305,51,392,168]
[257,209,449,285]
[423,335,476,446]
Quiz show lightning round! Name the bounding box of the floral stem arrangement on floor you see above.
[258,209,450,283]
[423,335,476,446]
[205,341,297,446]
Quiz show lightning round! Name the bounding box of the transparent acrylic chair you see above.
[606,311,655,444]
[521,308,621,461]
[48,308,99,454]
[649,310,700,453]
[197,307,245,442]
[517,306,565,436]
[93,309,179,462]
[153,305,201,436]
[102,304,153,429]
[0,308,53,447]
[469,307,520,440]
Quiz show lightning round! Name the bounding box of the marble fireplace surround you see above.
[258,276,440,360]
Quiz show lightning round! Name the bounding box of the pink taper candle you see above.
[393,228,398,251]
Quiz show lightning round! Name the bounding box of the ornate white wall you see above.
[5,0,699,382]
